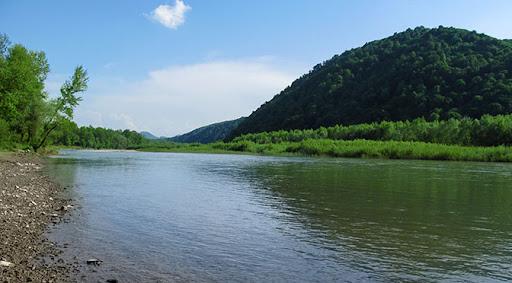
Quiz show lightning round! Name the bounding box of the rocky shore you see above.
[0,153,71,282]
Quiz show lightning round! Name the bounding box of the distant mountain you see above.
[169,117,246,143]
[140,131,160,140]
[231,26,512,137]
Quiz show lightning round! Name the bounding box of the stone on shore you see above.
[0,153,71,282]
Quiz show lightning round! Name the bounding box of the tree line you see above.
[232,114,512,147]
[47,119,146,149]
[0,34,146,150]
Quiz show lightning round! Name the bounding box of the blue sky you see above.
[1,0,512,136]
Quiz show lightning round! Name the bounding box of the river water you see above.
[46,150,512,282]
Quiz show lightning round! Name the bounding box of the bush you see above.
[0,119,12,149]
[233,114,512,147]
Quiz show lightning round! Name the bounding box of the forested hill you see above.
[169,117,245,143]
[231,26,512,137]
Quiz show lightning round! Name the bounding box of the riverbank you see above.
[136,139,512,162]
[0,152,72,282]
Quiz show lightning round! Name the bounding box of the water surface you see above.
[46,150,512,282]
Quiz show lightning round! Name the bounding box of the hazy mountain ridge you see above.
[169,117,246,143]
[140,131,160,140]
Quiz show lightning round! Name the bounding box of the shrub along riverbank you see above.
[135,114,512,163]
[231,114,512,147]
[135,139,512,163]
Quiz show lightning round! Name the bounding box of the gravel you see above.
[0,153,71,282]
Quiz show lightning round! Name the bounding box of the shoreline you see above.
[0,152,72,282]
[134,139,512,163]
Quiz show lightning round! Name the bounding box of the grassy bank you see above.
[136,142,236,155]
[135,139,512,162]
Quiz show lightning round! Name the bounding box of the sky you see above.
[1,0,512,136]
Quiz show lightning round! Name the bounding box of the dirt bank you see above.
[0,153,71,282]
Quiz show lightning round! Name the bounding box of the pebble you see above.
[0,260,14,267]
[0,153,71,281]
[86,258,102,266]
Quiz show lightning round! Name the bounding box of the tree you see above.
[0,34,147,151]
[33,66,88,151]
[0,40,49,144]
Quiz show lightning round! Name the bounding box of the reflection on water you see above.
[46,150,512,282]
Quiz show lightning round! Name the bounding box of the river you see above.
[45,150,512,282]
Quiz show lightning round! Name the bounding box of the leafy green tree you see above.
[0,39,49,144]
[0,34,149,151]
[33,66,88,151]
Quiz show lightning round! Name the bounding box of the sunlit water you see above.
[46,150,512,282]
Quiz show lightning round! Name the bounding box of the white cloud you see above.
[73,59,302,137]
[150,0,191,29]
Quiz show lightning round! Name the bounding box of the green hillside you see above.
[232,26,512,137]
[169,117,245,144]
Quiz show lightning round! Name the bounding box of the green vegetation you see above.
[169,117,246,143]
[138,114,512,162]
[137,142,231,154]
[0,34,147,151]
[135,139,512,163]
[0,34,88,151]
[3,28,512,163]
[48,120,146,149]
[232,26,512,137]
[232,114,512,147]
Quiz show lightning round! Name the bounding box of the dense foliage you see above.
[232,26,512,137]
[209,139,512,162]
[169,117,245,143]
[48,120,145,149]
[137,113,512,162]
[0,34,146,151]
[0,34,49,149]
[0,34,90,150]
[137,138,512,163]
[233,114,512,147]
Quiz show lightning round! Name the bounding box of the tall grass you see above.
[208,139,512,162]
[135,139,512,162]
[136,114,512,162]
